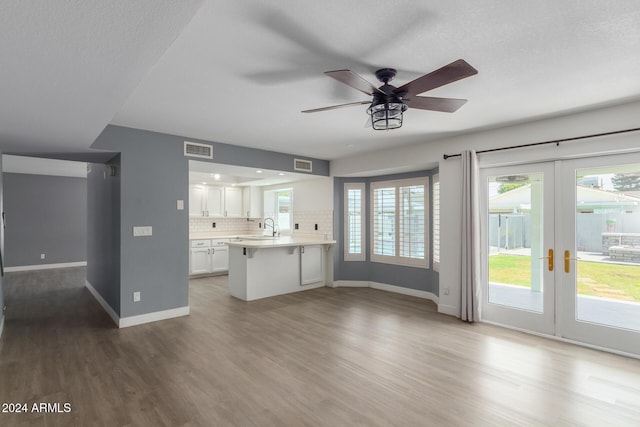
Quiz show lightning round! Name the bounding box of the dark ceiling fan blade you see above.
[246,8,430,86]
[302,101,370,113]
[325,70,384,96]
[395,59,478,96]
[406,96,468,113]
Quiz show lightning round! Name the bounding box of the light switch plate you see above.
[133,291,141,302]
[177,200,184,210]
[133,226,153,237]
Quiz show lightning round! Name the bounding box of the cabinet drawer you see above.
[191,239,211,248]
[212,239,229,246]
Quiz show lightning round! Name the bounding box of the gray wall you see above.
[184,136,330,176]
[0,155,4,336]
[93,128,189,318]
[3,173,86,267]
[333,170,439,295]
[87,157,121,315]
[90,125,331,319]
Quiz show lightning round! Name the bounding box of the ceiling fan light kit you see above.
[302,59,478,131]
[367,99,407,130]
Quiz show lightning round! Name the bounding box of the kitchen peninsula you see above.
[227,236,335,301]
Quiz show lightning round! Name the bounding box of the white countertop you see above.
[189,232,260,240]
[226,236,335,248]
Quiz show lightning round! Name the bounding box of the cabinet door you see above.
[190,248,212,275]
[205,186,224,217]
[224,187,244,217]
[244,186,263,218]
[189,185,205,217]
[300,245,324,285]
[211,246,229,272]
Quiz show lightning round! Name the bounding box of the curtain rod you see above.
[442,127,640,160]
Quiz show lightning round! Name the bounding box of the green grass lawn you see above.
[489,254,640,301]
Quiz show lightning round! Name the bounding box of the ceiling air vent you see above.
[294,158,312,172]
[184,141,213,159]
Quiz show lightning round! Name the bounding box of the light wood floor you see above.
[1,268,640,426]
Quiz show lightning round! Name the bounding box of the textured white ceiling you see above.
[112,0,640,160]
[0,0,203,158]
[2,1,640,162]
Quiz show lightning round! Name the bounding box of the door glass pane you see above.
[574,164,640,332]
[487,173,544,312]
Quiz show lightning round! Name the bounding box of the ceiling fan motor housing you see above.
[374,68,397,84]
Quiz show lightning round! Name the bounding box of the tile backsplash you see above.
[189,210,333,238]
[292,210,333,239]
[189,217,262,234]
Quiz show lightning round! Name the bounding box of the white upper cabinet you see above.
[243,186,263,218]
[206,186,224,217]
[189,185,205,217]
[190,184,223,217]
[190,184,247,218]
[223,187,244,217]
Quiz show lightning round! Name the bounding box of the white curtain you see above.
[460,150,481,322]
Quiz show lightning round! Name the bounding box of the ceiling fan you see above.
[302,59,478,130]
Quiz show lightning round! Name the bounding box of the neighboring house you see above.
[489,184,640,214]
[489,184,640,251]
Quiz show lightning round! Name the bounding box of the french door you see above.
[481,152,640,356]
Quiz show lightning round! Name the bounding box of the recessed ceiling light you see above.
[201,181,206,185]
[278,173,285,176]
[213,174,221,180]
[256,170,263,174]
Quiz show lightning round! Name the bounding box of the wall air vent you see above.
[184,141,213,159]
[294,158,312,172]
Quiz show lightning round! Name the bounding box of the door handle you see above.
[539,248,553,271]
[564,250,579,273]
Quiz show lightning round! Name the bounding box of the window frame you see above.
[433,173,440,272]
[263,187,293,234]
[344,183,366,261]
[370,177,430,269]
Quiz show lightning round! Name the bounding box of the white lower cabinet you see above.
[190,247,212,275]
[300,245,324,285]
[211,245,229,273]
[189,239,229,275]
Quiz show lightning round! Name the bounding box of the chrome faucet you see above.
[264,217,277,237]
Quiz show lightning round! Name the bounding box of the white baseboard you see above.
[370,282,439,304]
[5,261,87,272]
[0,314,4,339]
[437,304,458,317]
[85,280,119,327]
[334,280,438,304]
[85,280,190,328]
[333,280,369,288]
[119,306,190,328]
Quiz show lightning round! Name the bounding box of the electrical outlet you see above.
[40,253,45,259]
[176,200,184,210]
[314,224,318,230]
[295,223,299,230]
[133,291,141,302]
[212,222,216,228]
[443,287,450,295]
